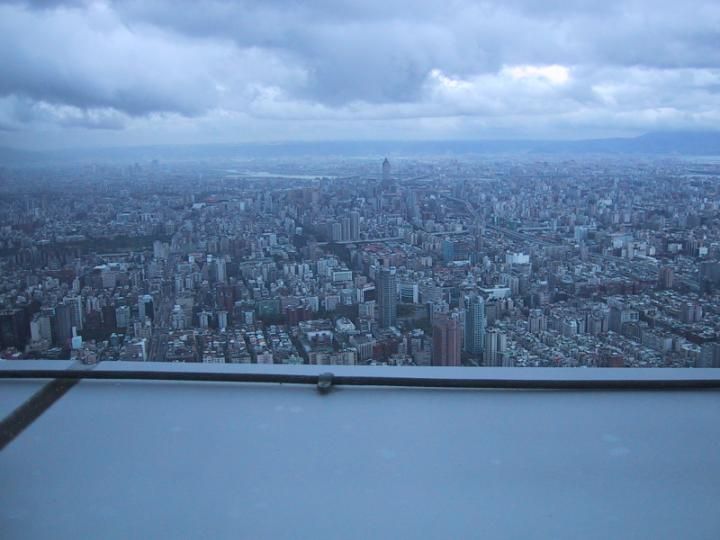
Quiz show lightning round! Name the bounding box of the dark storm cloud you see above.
[0,2,307,117]
[0,5,222,116]
[111,0,720,101]
[0,0,718,147]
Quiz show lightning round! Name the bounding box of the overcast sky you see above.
[1,0,719,149]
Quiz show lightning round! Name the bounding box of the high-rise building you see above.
[329,221,342,242]
[382,157,391,183]
[377,266,397,328]
[484,329,507,367]
[680,303,702,324]
[138,294,154,321]
[484,329,498,366]
[658,266,674,289]
[698,342,720,368]
[464,294,485,357]
[116,305,130,329]
[153,240,169,260]
[608,300,638,333]
[102,305,117,331]
[64,295,84,331]
[399,281,419,304]
[0,309,29,350]
[408,329,431,366]
[30,313,53,343]
[699,261,720,292]
[171,305,186,330]
[432,314,462,366]
[340,216,351,241]
[349,211,360,241]
[426,300,449,325]
[561,318,578,337]
[216,257,227,283]
[497,332,508,366]
[53,304,73,347]
[528,309,546,334]
[218,311,228,331]
[441,239,455,263]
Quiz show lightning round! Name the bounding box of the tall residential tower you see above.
[432,314,462,366]
[464,294,486,358]
[377,266,397,328]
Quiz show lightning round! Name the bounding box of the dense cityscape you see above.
[1,155,719,368]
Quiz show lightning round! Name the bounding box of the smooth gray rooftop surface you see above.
[1,366,720,539]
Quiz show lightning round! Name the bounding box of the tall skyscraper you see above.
[382,157,391,183]
[464,294,485,357]
[341,216,351,241]
[432,314,462,366]
[53,303,73,347]
[377,266,397,328]
[484,329,498,366]
[349,211,360,241]
[64,295,84,331]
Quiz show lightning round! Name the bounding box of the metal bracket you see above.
[317,372,334,394]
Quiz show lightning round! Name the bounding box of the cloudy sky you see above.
[1,0,719,149]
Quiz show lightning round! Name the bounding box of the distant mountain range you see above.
[2,131,720,164]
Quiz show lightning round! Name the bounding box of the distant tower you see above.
[382,157,391,184]
[377,266,397,328]
[432,314,462,366]
[464,294,485,357]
